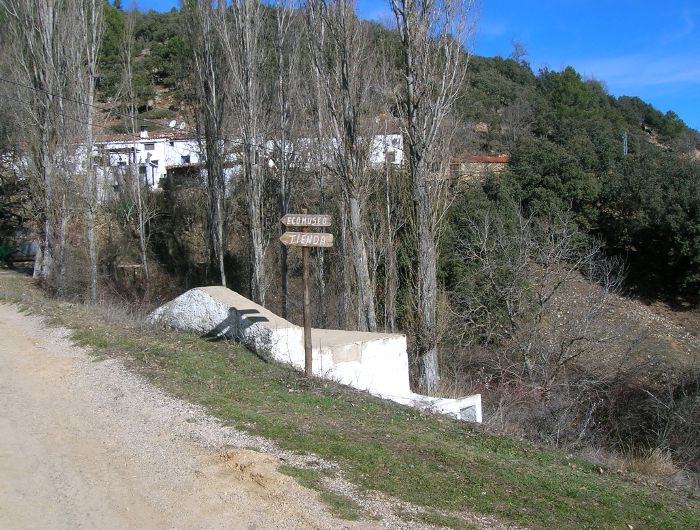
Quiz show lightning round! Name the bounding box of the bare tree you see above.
[305,0,379,331]
[273,0,299,318]
[509,38,528,63]
[217,0,271,304]
[305,5,331,326]
[390,0,477,393]
[450,211,625,393]
[186,0,229,286]
[2,0,59,284]
[75,0,104,302]
[120,10,149,284]
[381,159,409,332]
[501,93,533,150]
[1,0,100,295]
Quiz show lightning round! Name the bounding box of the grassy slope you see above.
[1,271,698,529]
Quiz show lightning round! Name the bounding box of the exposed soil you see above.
[549,272,700,376]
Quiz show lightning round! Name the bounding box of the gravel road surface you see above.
[0,302,379,530]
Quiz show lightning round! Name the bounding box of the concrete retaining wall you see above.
[148,287,481,423]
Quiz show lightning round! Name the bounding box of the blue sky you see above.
[137,1,700,131]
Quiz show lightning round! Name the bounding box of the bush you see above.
[601,370,700,467]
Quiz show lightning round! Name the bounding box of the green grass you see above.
[278,465,363,521]
[278,465,327,489]
[2,270,698,529]
[420,511,480,530]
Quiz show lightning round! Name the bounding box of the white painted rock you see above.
[147,288,231,336]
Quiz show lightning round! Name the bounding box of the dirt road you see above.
[0,303,378,529]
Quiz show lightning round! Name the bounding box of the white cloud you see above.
[568,53,700,91]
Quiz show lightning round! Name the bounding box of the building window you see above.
[385,151,396,163]
[144,143,155,151]
[180,155,190,164]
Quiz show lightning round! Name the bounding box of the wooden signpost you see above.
[280,213,332,227]
[279,232,334,248]
[279,210,334,377]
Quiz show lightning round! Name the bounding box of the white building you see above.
[370,133,404,166]
[96,127,201,188]
[95,126,404,190]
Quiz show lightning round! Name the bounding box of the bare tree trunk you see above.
[52,89,74,296]
[390,0,476,394]
[309,16,327,326]
[274,0,294,319]
[135,165,149,283]
[38,127,54,282]
[316,178,328,326]
[384,162,397,332]
[414,167,439,391]
[339,205,353,328]
[247,159,267,303]
[305,0,378,331]
[187,1,228,286]
[124,137,150,286]
[57,190,68,293]
[86,199,97,300]
[211,158,227,287]
[349,194,376,330]
[122,13,149,286]
[80,0,103,303]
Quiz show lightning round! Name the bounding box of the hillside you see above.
[93,5,700,302]
[1,269,698,529]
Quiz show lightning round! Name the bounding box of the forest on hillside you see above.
[1,1,699,472]
[95,4,700,303]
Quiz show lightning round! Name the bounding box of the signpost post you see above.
[302,232,312,377]
[280,210,334,378]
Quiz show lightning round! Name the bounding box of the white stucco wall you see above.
[147,286,482,422]
[369,133,404,166]
[313,331,412,398]
[97,134,202,188]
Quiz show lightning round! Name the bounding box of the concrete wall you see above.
[148,286,481,423]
